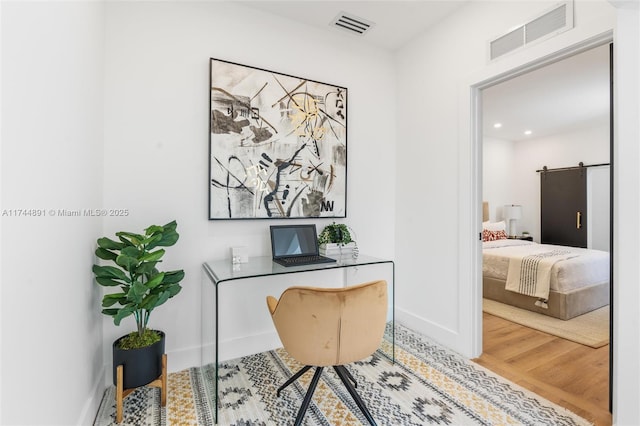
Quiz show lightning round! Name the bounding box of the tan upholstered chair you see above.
[266,280,388,426]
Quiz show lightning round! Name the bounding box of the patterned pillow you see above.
[483,229,508,242]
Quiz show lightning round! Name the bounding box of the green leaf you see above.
[154,281,181,296]
[146,221,179,249]
[155,230,179,247]
[96,277,126,287]
[117,232,144,246]
[113,306,135,325]
[115,254,139,272]
[140,294,159,310]
[120,246,141,258]
[127,282,147,304]
[142,233,162,247]
[102,293,127,307]
[93,265,128,281]
[97,237,125,250]
[166,283,182,297]
[145,225,164,235]
[162,270,185,284]
[136,261,158,275]
[135,261,158,275]
[140,249,165,262]
[145,235,163,250]
[95,248,118,261]
[126,293,143,306]
[162,220,177,232]
[101,308,119,316]
[145,272,165,289]
[117,235,135,247]
[154,290,172,309]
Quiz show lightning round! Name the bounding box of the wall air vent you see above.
[491,27,525,60]
[526,3,568,43]
[331,12,375,36]
[489,1,574,61]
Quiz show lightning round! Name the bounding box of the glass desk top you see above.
[203,254,393,285]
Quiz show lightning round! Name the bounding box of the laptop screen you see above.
[270,225,319,258]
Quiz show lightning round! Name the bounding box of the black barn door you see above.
[540,168,587,248]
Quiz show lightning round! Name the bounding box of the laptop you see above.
[270,224,337,267]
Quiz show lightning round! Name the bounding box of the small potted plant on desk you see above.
[318,222,359,258]
[92,220,185,423]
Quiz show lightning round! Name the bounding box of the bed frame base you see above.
[483,276,610,320]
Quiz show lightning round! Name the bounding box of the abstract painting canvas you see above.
[209,58,347,220]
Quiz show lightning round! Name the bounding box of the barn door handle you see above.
[576,211,582,229]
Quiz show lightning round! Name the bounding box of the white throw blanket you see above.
[505,249,579,304]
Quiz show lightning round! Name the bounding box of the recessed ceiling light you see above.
[524,130,533,135]
[493,123,502,128]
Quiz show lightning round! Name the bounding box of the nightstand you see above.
[508,235,533,241]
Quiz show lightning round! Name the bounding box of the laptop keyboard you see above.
[278,255,335,266]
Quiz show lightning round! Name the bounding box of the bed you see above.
[482,205,610,320]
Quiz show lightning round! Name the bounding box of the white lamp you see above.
[503,204,522,238]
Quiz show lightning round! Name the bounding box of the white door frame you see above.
[466,31,613,357]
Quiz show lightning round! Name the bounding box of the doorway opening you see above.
[473,40,613,426]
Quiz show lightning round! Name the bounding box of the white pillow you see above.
[482,220,506,232]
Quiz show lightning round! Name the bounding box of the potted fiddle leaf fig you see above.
[318,222,358,258]
[92,220,185,389]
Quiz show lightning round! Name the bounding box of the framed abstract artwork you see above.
[209,58,347,220]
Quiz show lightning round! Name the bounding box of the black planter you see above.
[112,330,165,389]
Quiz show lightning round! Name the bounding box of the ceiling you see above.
[237,1,610,143]
[483,43,611,142]
[238,1,469,51]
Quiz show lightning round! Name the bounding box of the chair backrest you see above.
[266,280,388,367]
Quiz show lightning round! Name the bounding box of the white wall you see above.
[395,0,615,352]
[587,165,610,251]
[2,1,638,425]
[482,137,516,222]
[102,0,396,377]
[483,121,609,243]
[0,2,105,425]
[611,2,640,424]
[397,0,640,424]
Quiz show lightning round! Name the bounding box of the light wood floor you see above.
[473,312,611,426]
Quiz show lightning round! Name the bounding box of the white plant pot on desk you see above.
[319,242,357,256]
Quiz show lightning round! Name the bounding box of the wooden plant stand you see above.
[115,353,167,423]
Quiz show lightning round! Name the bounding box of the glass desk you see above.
[201,254,395,424]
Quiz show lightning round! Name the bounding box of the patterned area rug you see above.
[94,324,591,425]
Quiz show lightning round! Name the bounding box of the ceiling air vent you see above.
[489,1,574,61]
[331,12,375,36]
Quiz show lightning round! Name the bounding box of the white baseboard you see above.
[78,365,107,426]
[165,344,203,373]
[198,331,283,365]
[219,330,282,362]
[395,307,462,354]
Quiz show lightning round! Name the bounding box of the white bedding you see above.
[483,239,609,293]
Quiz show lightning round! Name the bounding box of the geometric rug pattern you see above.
[94,323,591,425]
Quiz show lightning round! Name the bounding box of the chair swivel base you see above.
[278,364,377,426]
